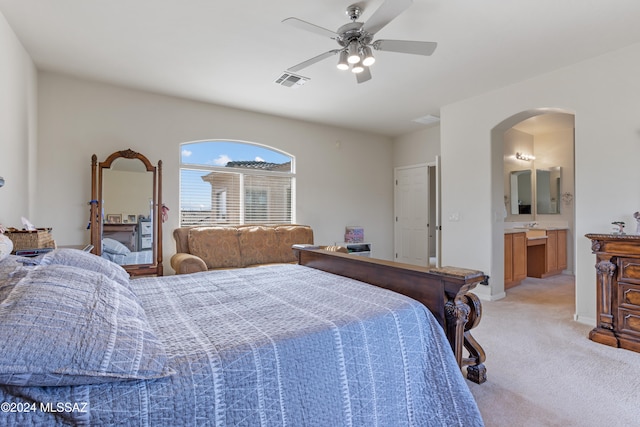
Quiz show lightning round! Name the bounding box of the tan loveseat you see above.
[170,224,314,274]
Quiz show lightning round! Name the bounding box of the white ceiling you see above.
[512,113,575,136]
[2,0,640,137]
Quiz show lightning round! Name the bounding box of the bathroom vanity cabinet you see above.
[527,229,567,278]
[504,231,527,288]
[504,228,568,289]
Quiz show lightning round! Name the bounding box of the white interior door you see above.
[394,164,429,266]
[433,156,441,268]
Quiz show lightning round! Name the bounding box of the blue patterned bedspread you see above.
[0,263,483,426]
[101,250,153,265]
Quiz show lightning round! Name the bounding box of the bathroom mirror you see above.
[510,170,532,215]
[90,149,163,276]
[536,166,561,214]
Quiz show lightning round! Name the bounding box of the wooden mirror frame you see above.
[90,149,163,276]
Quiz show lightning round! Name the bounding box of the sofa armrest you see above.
[171,253,208,275]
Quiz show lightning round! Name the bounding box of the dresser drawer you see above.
[140,222,152,235]
[618,258,640,283]
[619,283,640,309]
[140,237,152,249]
[618,308,640,337]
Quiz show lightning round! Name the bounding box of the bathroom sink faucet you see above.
[528,222,538,228]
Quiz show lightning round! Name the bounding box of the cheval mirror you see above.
[90,149,163,276]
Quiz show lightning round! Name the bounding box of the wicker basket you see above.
[5,228,56,251]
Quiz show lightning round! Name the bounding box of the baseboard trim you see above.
[574,313,596,327]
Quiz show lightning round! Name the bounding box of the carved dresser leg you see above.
[595,260,616,330]
[589,259,619,347]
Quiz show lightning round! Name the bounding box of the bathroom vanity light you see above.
[516,152,535,161]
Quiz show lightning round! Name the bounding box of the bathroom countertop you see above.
[504,226,568,234]
[504,229,527,234]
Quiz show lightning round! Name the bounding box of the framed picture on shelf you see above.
[106,214,122,224]
[126,214,137,224]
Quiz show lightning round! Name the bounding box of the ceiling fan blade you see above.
[362,0,413,35]
[356,66,372,84]
[282,17,337,39]
[288,50,340,73]
[374,40,437,56]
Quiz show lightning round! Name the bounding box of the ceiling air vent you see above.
[275,72,309,88]
[412,114,440,126]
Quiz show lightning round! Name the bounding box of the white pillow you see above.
[0,235,13,261]
[102,237,131,255]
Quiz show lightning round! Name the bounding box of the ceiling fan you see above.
[282,0,437,84]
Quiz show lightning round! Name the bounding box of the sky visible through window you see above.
[181,141,290,166]
[180,141,291,211]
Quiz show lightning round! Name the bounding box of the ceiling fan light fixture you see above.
[347,41,361,64]
[283,2,438,84]
[361,46,375,66]
[337,50,349,70]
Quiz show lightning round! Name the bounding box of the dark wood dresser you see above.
[585,233,640,353]
[103,223,137,251]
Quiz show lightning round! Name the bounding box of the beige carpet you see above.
[465,275,640,427]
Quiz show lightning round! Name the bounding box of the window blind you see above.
[180,168,293,226]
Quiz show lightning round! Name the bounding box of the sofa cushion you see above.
[274,225,314,263]
[188,227,242,269]
[238,226,280,266]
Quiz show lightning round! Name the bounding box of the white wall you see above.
[36,72,394,270]
[0,11,37,228]
[393,125,441,168]
[440,42,640,323]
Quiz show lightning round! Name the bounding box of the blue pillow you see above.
[39,248,130,288]
[102,237,131,255]
[0,263,174,386]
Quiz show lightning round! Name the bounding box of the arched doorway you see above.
[490,108,575,298]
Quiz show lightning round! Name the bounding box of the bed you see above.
[100,237,154,265]
[101,249,153,265]
[0,248,485,426]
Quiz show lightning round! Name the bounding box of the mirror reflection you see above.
[102,159,154,265]
[510,170,532,215]
[536,167,561,214]
[90,149,163,277]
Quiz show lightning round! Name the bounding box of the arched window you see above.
[180,141,295,226]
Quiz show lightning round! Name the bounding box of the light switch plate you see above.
[448,212,460,222]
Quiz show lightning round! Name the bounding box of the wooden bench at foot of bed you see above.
[294,246,488,384]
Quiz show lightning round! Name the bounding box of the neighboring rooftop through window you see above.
[181,141,292,172]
